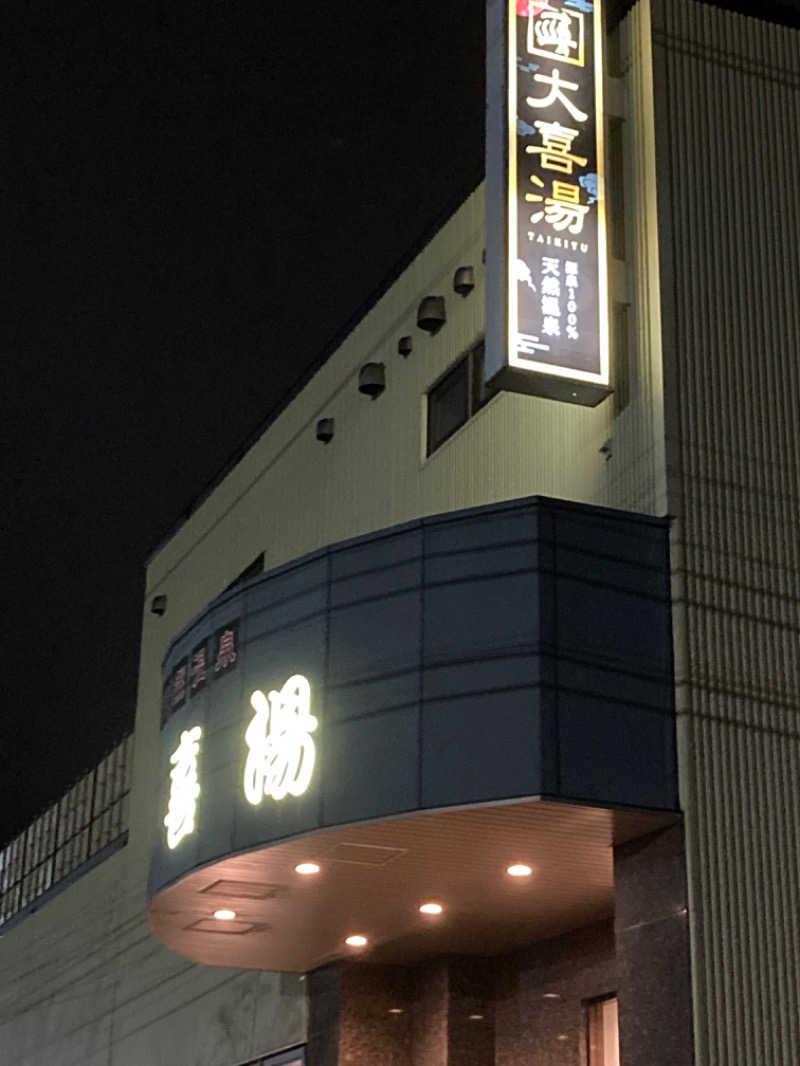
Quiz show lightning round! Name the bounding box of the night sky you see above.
[1,0,486,845]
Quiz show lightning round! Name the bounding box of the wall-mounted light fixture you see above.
[151,595,167,616]
[417,296,446,335]
[316,418,335,444]
[398,335,413,358]
[453,266,475,297]
[358,363,386,399]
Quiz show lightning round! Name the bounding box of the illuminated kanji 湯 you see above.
[529,180,590,235]
[243,675,318,804]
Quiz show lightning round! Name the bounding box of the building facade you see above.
[2,2,799,1064]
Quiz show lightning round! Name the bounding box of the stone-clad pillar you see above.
[307,964,344,1066]
[614,824,695,1066]
[446,958,495,1066]
[306,958,495,1066]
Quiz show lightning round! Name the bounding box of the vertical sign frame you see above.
[486,0,611,407]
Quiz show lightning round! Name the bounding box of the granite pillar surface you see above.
[614,823,695,1066]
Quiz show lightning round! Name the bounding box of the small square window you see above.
[426,340,494,457]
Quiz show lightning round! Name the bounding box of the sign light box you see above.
[486,0,610,406]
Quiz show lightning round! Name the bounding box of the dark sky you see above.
[1,0,486,845]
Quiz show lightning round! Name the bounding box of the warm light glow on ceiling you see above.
[468,1014,485,1021]
[419,902,444,915]
[543,992,561,1000]
[388,1008,405,1015]
[213,909,237,921]
[506,863,533,877]
[345,934,368,947]
[295,862,321,875]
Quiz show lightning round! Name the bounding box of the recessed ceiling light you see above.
[557,1034,569,1042]
[388,1008,405,1015]
[213,908,237,921]
[419,902,444,915]
[543,993,561,1000]
[468,1014,484,1021]
[345,934,368,948]
[506,863,533,877]
[295,862,321,875]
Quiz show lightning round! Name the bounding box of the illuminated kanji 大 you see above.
[527,70,588,123]
[164,726,202,849]
[526,121,587,174]
[215,629,237,672]
[244,675,318,804]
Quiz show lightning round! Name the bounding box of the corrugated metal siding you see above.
[651,1,800,1061]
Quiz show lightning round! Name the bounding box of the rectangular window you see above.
[586,995,620,1066]
[426,340,494,456]
[224,552,265,594]
[607,117,626,262]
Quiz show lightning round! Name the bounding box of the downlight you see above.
[506,864,533,878]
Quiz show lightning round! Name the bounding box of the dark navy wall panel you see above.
[150,497,677,899]
[421,688,542,809]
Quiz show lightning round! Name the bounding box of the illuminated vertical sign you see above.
[486,0,610,406]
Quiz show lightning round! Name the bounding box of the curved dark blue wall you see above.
[150,496,676,899]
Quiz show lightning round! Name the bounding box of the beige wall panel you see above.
[651,0,800,1062]
[0,849,305,1065]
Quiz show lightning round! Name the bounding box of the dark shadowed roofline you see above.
[146,168,484,565]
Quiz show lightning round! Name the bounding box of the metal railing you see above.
[0,734,133,926]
